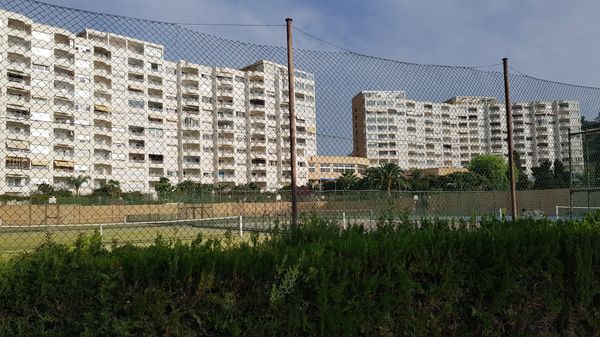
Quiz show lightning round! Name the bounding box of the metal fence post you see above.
[286,18,299,228]
[502,58,518,221]
[568,128,573,220]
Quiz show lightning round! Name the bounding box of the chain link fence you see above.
[0,0,599,254]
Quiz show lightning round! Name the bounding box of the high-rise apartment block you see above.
[352,91,583,174]
[0,9,316,195]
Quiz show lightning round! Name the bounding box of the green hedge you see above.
[0,217,599,336]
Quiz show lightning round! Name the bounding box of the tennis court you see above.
[0,216,275,256]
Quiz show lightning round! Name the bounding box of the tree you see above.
[32,183,72,198]
[65,175,90,196]
[553,159,570,189]
[175,180,199,195]
[512,151,531,190]
[468,155,509,190]
[531,160,553,189]
[580,116,600,188]
[439,171,489,191]
[34,183,55,196]
[92,179,121,198]
[234,183,260,191]
[336,172,359,190]
[154,177,174,199]
[407,169,433,191]
[366,163,409,196]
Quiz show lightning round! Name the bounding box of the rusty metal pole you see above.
[502,58,518,220]
[286,18,298,228]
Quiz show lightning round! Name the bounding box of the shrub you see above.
[0,218,599,336]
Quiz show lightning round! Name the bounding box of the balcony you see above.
[94,67,111,76]
[54,66,75,81]
[7,73,31,89]
[94,154,111,161]
[182,146,201,154]
[7,38,31,55]
[129,142,145,150]
[181,71,198,79]
[94,168,112,176]
[53,149,75,158]
[94,47,111,61]
[6,91,30,106]
[55,57,74,68]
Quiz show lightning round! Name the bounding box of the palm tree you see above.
[66,175,91,196]
[337,171,359,190]
[367,163,409,196]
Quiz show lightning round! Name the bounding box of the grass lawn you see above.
[0,224,264,258]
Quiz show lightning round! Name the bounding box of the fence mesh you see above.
[1,0,600,254]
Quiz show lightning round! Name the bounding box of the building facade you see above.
[0,9,316,195]
[352,91,583,174]
[307,155,370,187]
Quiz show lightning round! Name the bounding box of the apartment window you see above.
[235,76,245,83]
[75,44,90,53]
[202,134,212,140]
[202,96,212,103]
[75,104,90,112]
[147,128,164,137]
[165,67,177,75]
[32,63,50,72]
[128,99,144,109]
[149,62,161,71]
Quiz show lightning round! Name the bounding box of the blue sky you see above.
[31,0,600,87]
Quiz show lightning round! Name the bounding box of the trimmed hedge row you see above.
[0,217,599,336]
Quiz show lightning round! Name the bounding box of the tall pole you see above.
[502,58,518,220]
[286,18,298,228]
[568,128,573,220]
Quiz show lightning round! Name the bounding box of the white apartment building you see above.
[352,91,583,174]
[0,9,316,195]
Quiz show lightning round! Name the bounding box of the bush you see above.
[0,218,599,336]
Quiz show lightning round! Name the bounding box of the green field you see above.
[0,224,262,257]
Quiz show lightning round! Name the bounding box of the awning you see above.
[128,84,144,91]
[6,102,25,108]
[6,139,29,150]
[6,173,27,178]
[94,104,111,113]
[7,69,26,75]
[31,160,49,166]
[53,160,74,168]
[8,86,29,93]
[5,156,28,162]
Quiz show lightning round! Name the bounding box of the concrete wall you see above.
[0,189,578,226]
